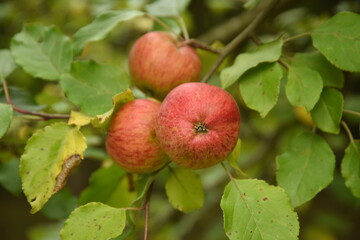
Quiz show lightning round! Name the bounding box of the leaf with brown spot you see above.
[61,202,126,240]
[20,122,87,213]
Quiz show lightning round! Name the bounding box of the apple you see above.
[155,82,241,169]
[128,31,202,100]
[106,99,168,174]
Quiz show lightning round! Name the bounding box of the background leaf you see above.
[91,89,135,128]
[60,61,129,117]
[146,0,190,17]
[341,140,360,198]
[239,62,282,117]
[19,122,87,213]
[291,52,344,88]
[10,24,73,80]
[0,103,13,138]
[227,139,244,177]
[165,167,204,213]
[311,88,343,134]
[285,65,323,111]
[311,11,360,72]
[61,202,126,240]
[220,179,299,240]
[276,131,336,207]
[79,164,127,206]
[0,158,22,195]
[220,38,283,89]
[41,188,78,220]
[73,10,144,54]
[0,49,17,78]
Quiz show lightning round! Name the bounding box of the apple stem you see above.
[127,173,135,192]
[179,39,221,54]
[1,78,70,120]
[201,0,279,83]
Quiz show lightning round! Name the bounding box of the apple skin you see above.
[155,82,241,169]
[106,99,168,174]
[128,31,202,100]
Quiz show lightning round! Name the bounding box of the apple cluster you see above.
[106,32,241,174]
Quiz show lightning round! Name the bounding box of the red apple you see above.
[155,82,241,169]
[128,31,202,100]
[106,99,168,173]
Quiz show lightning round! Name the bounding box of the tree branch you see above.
[1,79,70,120]
[201,0,279,83]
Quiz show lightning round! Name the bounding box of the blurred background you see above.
[1,0,360,239]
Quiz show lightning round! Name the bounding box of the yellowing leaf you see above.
[91,88,135,128]
[68,111,92,127]
[20,122,87,213]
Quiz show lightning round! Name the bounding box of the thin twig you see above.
[143,183,153,240]
[201,0,279,83]
[178,39,221,54]
[341,121,354,142]
[283,32,311,44]
[343,109,360,118]
[1,79,69,120]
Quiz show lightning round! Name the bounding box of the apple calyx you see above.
[194,122,208,134]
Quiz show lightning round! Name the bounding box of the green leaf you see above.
[285,65,323,111]
[131,172,159,208]
[0,49,17,79]
[91,89,135,129]
[10,24,73,80]
[341,140,360,198]
[19,122,87,213]
[220,38,283,89]
[60,61,130,117]
[41,188,78,220]
[68,90,135,129]
[239,62,282,118]
[0,159,22,195]
[292,52,344,88]
[311,88,343,134]
[311,12,360,72]
[244,0,261,9]
[0,103,13,138]
[61,202,126,240]
[0,87,45,112]
[146,0,190,17]
[165,167,204,213]
[79,164,126,206]
[73,10,144,54]
[276,131,335,207]
[220,179,299,240]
